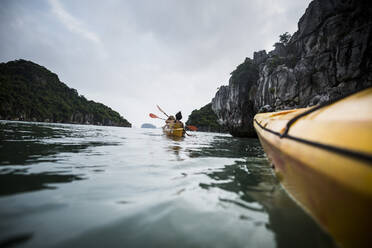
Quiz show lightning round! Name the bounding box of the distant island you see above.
[186,103,227,133]
[141,123,156,128]
[0,60,131,127]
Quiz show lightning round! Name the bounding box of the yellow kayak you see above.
[253,88,372,248]
[162,126,185,138]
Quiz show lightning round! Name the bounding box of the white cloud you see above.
[48,0,101,45]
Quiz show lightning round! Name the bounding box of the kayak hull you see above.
[257,132,372,248]
[162,126,185,138]
[254,88,372,248]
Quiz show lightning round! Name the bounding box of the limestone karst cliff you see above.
[212,0,372,137]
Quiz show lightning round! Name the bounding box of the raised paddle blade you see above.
[149,113,166,120]
[187,125,198,131]
[156,105,169,117]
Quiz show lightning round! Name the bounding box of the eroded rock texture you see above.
[212,0,372,137]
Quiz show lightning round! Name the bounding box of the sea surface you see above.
[0,121,336,248]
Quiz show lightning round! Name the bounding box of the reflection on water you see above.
[0,233,33,248]
[168,145,183,161]
[188,136,335,248]
[0,121,336,248]
[199,159,335,248]
[0,122,118,197]
[0,172,84,196]
[0,122,119,166]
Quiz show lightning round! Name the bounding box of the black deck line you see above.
[254,119,372,165]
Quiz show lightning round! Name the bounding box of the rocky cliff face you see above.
[212,58,258,136]
[212,0,372,137]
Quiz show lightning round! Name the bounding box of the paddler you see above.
[164,111,186,137]
[174,111,184,129]
[165,115,176,128]
[175,111,186,137]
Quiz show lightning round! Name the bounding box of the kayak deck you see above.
[253,88,372,248]
[162,126,185,138]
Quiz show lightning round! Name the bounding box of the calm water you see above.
[0,121,335,248]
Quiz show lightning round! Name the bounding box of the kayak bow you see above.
[254,88,372,248]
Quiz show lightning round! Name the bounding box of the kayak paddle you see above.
[149,113,166,120]
[187,125,198,131]
[157,105,169,117]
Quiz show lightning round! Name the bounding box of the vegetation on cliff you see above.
[186,103,226,133]
[0,60,131,127]
[230,57,258,86]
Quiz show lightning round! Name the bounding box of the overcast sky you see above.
[0,0,311,127]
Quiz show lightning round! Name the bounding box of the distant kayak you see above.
[254,87,372,248]
[149,107,187,138]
